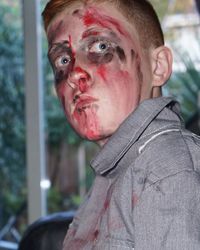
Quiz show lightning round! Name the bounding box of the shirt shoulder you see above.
[135,129,200,188]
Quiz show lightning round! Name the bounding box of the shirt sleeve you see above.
[133,170,200,250]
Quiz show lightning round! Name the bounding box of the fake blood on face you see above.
[83,8,130,39]
[72,67,90,92]
[82,30,100,39]
[47,2,146,144]
[97,65,107,81]
[73,102,99,140]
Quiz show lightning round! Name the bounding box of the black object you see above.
[196,0,200,15]
[18,211,74,250]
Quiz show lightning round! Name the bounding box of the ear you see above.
[151,46,173,87]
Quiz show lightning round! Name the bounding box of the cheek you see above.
[96,66,137,110]
[116,70,130,82]
[55,70,67,85]
[113,71,134,100]
[96,65,107,81]
[94,47,129,83]
[97,64,131,86]
[95,53,129,82]
[106,69,139,109]
[54,58,75,86]
[56,81,66,98]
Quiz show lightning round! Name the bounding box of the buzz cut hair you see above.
[42,0,164,50]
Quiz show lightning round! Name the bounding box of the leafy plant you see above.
[165,49,200,123]
[0,3,25,226]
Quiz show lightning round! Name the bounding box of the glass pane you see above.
[0,0,27,247]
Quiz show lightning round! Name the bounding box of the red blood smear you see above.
[82,30,100,39]
[86,130,96,140]
[85,104,99,139]
[104,199,110,210]
[73,102,100,140]
[73,67,90,92]
[83,9,131,39]
[118,70,129,80]
[97,65,107,81]
[68,35,72,47]
[132,192,139,206]
[79,78,88,92]
[74,67,87,74]
[73,108,87,128]
[68,35,76,58]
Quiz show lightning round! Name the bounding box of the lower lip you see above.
[76,98,97,111]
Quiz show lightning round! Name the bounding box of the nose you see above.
[67,67,91,93]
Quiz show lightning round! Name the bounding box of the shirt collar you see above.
[91,97,183,175]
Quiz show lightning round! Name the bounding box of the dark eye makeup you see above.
[48,36,127,85]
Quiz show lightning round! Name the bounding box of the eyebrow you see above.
[48,41,71,63]
[48,41,70,55]
[82,29,101,39]
[81,28,121,43]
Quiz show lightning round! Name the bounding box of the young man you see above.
[42,1,200,249]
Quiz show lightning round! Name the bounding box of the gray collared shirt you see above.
[63,97,200,250]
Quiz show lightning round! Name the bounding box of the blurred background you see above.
[0,0,199,249]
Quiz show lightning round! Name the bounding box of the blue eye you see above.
[89,41,110,53]
[61,57,69,64]
[55,55,71,68]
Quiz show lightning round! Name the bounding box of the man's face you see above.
[47,2,153,145]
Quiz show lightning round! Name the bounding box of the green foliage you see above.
[151,0,195,17]
[165,51,200,121]
[47,187,63,213]
[150,0,169,20]
[0,3,25,226]
[47,187,82,213]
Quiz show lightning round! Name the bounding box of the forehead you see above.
[47,2,139,46]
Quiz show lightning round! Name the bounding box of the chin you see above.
[87,128,116,146]
[84,130,103,141]
[74,122,119,144]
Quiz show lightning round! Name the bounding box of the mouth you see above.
[74,96,98,113]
